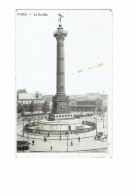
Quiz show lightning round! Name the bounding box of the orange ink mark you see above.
[77,69,84,73]
[98,63,103,67]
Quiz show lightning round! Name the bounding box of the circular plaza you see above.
[24,117,97,140]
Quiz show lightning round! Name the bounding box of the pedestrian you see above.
[32,140,35,145]
[78,137,80,142]
[48,133,50,137]
[51,146,53,151]
[44,136,46,142]
[71,141,73,146]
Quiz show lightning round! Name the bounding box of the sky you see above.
[16,10,112,95]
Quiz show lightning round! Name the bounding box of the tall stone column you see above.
[49,24,70,120]
[54,25,67,95]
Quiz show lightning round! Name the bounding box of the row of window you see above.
[18,100,44,104]
[55,114,73,118]
[70,107,94,111]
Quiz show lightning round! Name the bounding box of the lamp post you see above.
[60,125,61,140]
[96,118,97,136]
[22,118,24,137]
[65,131,69,152]
[103,113,104,129]
[27,129,28,143]
[86,113,87,123]
[38,105,39,123]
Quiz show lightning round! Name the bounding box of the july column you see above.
[54,25,68,96]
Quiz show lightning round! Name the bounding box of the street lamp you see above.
[65,131,69,152]
[96,118,97,136]
[23,118,24,136]
[38,105,39,123]
[60,125,61,140]
[103,113,104,129]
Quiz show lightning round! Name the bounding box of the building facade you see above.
[69,98,103,113]
[17,91,44,112]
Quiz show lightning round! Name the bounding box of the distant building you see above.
[69,93,107,113]
[43,95,53,100]
[17,90,44,112]
[17,89,27,99]
[87,93,108,103]
[87,93,100,99]
[17,91,44,105]
[69,98,103,113]
[87,93,108,112]
[69,95,76,100]
[75,94,89,100]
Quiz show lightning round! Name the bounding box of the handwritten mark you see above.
[77,69,84,73]
[72,63,103,75]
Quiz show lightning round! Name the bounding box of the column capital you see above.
[53,26,68,40]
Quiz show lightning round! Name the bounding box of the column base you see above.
[50,94,70,116]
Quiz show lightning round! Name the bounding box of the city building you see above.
[70,98,103,113]
[87,93,108,108]
[17,90,44,112]
[17,89,27,99]
[68,93,107,113]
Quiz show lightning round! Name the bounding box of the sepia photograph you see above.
[16,9,112,157]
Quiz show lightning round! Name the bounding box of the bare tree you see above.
[29,101,35,118]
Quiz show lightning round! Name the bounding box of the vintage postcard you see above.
[16,9,112,157]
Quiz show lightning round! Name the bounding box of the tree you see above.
[42,101,49,114]
[17,103,23,114]
[29,101,35,117]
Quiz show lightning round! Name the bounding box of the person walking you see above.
[51,146,53,151]
[44,136,46,142]
[71,141,73,146]
[32,140,35,145]
[48,133,50,137]
[78,137,80,142]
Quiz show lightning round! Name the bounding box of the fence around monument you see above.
[24,121,96,136]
